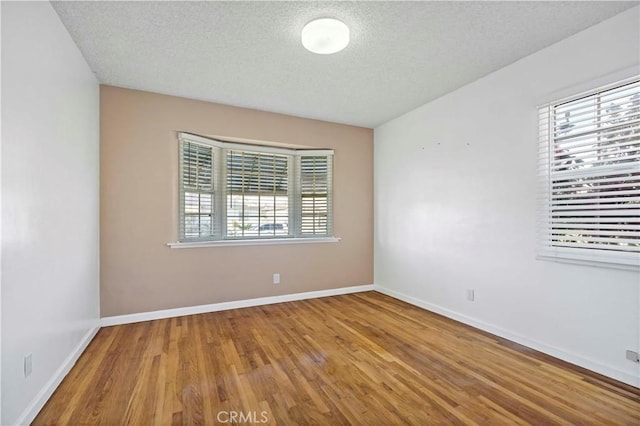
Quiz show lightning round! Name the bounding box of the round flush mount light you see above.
[301,18,350,54]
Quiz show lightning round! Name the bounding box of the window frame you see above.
[537,76,640,270]
[173,132,337,247]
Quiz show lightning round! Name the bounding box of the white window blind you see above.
[180,140,215,239]
[226,150,290,238]
[299,155,333,236]
[537,78,640,269]
[178,133,334,242]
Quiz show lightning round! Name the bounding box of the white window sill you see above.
[168,237,341,249]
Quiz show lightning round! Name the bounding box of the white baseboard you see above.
[374,285,639,388]
[102,284,375,327]
[14,325,100,425]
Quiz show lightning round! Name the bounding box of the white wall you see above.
[1,2,100,424]
[375,7,640,387]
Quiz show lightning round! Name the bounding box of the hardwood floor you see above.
[34,291,640,425]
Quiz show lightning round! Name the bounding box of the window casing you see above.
[179,133,334,242]
[537,77,639,269]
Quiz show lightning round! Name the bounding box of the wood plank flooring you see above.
[34,291,640,425]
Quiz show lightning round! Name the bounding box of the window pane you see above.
[550,172,640,252]
[227,194,288,237]
[226,151,290,238]
[183,192,213,238]
[552,82,640,173]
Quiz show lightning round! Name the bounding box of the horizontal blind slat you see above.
[551,196,640,205]
[551,174,640,187]
[551,189,640,199]
[550,209,640,216]
[545,223,640,230]
[549,241,640,252]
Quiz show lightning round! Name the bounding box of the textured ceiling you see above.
[52,1,638,128]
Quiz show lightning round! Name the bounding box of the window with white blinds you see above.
[537,77,640,269]
[180,141,215,239]
[299,155,332,236]
[226,150,290,238]
[178,133,334,242]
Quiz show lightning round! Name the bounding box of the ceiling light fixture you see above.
[301,18,350,54]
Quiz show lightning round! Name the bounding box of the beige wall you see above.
[101,86,373,316]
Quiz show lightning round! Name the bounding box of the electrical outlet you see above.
[273,273,280,284]
[24,354,33,378]
[467,289,475,302]
[626,350,639,363]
